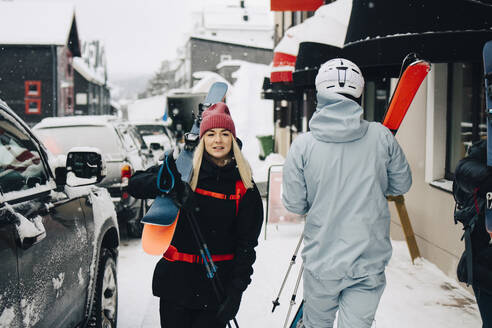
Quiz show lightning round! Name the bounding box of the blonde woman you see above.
[129,102,264,328]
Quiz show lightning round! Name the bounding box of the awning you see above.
[271,0,351,84]
[270,26,301,83]
[271,0,323,12]
[292,0,352,87]
[343,0,492,68]
[261,77,298,101]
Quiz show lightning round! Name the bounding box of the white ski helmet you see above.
[315,58,364,99]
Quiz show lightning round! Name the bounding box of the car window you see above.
[136,125,168,137]
[34,126,123,155]
[128,127,147,149]
[0,118,49,194]
[117,127,138,152]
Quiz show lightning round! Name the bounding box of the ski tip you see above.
[141,216,179,255]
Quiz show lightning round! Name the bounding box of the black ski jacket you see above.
[453,140,492,292]
[128,157,264,309]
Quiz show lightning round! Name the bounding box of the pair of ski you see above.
[140,82,239,328]
[282,53,432,328]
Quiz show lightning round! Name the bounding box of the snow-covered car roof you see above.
[130,120,171,127]
[33,115,121,129]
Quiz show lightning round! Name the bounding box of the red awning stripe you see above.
[271,71,293,83]
[273,52,297,67]
[271,0,323,12]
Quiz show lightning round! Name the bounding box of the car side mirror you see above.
[150,142,162,151]
[66,147,107,185]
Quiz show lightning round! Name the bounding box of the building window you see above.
[445,62,485,179]
[220,54,232,62]
[25,99,41,114]
[25,81,41,97]
[363,78,391,123]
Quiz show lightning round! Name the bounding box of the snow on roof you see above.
[110,100,121,110]
[126,95,168,122]
[72,57,106,86]
[216,59,248,69]
[190,35,273,50]
[33,115,119,129]
[0,2,76,46]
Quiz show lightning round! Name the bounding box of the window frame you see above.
[25,98,41,115]
[444,62,484,181]
[25,80,41,98]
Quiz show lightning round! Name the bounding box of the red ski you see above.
[382,54,431,134]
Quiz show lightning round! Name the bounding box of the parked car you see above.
[0,99,119,327]
[131,120,175,161]
[33,115,154,237]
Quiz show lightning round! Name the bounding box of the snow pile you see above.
[3,203,45,245]
[0,306,14,328]
[72,57,106,86]
[52,273,65,299]
[226,61,275,182]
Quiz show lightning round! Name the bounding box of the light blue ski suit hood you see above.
[282,90,412,280]
[309,90,369,143]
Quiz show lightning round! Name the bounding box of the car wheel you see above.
[126,199,146,238]
[88,249,118,328]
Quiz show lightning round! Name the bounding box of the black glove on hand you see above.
[157,150,181,193]
[171,180,195,211]
[216,291,242,324]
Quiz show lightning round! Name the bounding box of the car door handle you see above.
[16,215,46,249]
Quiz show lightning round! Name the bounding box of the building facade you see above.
[0,3,80,126]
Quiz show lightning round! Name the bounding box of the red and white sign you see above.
[266,165,303,224]
[270,0,352,83]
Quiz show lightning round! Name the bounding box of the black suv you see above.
[0,100,119,327]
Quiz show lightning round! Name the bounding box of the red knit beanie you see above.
[199,102,236,138]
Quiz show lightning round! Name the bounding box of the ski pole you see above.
[186,209,240,328]
[272,233,303,313]
[283,264,304,328]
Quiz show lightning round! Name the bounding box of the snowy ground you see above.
[117,223,481,327]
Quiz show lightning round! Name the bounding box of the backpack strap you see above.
[194,180,247,216]
[232,180,247,216]
[457,188,483,286]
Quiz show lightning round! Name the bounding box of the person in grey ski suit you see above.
[282,58,412,328]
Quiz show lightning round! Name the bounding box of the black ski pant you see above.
[160,299,226,328]
[473,285,492,328]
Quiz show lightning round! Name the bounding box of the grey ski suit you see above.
[282,90,412,328]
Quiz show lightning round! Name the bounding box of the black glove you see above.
[171,180,195,211]
[216,290,242,324]
[157,150,181,193]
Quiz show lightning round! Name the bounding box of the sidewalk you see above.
[117,223,482,327]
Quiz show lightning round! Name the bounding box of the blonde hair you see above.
[190,137,253,190]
